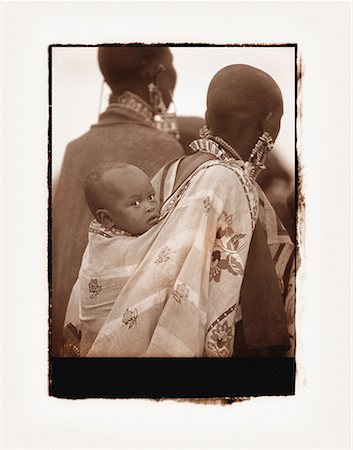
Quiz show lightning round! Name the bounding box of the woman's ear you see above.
[262,112,273,133]
[261,110,282,142]
[142,60,166,84]
[96,209,114,228]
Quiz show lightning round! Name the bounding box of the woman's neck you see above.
[109,90,154,123]
[211,128,260,162]
[110,84,151,107]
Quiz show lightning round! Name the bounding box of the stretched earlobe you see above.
[205,110,210,129]
[96,209,114,228]
[143,61,166,84]
[261,110,282,142]
[262,112,273,132]
[148,82,167,114]
[157,63,166,73]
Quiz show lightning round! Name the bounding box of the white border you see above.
[1,1,352,449]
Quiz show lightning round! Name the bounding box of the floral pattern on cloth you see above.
[210,212,247,283]
[88,278,102,299]
[205,303,238,357]
[203,196,211,214]
[207,320,234,357]
[122,308,138,328]
[154,246,172,264]
[170,283,189,304]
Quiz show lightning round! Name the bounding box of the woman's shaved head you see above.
[98,46,174,90]
[98,46,177,108]
[206,64,283,138]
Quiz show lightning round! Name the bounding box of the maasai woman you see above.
[63,64,295,358]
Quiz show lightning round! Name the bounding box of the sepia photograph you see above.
[2,2,351,449]
[50,44,297,398]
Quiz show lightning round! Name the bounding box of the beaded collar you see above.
[189,138,230,162]
[193,126,274,180]
[189,138,245,168]
[197,125,243,160]
[110,91,154,125]
[189,136,270,180]
[89,220,134,238]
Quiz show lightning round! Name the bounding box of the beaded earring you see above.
[148,82,167,115]
[148,83,180,139]
[246,131,274,179]
[199,125,212,139]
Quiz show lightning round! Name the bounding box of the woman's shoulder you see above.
[178,153,247,184]
[173,152,218,191]
[157,152,253,205]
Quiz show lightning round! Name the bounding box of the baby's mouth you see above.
[148,213,160,223]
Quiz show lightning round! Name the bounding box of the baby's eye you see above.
[130,200,140,207]
[148,193,156,202]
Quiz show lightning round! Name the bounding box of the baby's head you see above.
[84,162,160,235]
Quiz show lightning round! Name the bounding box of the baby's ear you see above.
[96,209,114,228]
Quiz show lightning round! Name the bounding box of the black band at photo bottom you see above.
[50,357,295,399]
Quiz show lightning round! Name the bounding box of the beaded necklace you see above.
[111,91,154,124]
[192,126,273,180]
[189,138,243,165]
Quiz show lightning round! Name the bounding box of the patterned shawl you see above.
[64,159,260,357]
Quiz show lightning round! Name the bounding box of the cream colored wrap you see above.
[65,160,259,357]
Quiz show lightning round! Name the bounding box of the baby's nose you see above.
[146,204,155,213]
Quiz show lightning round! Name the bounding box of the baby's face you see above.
[101,166,160,235]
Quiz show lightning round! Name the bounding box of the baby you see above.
[84,161,160,235]
[62,161,161,356]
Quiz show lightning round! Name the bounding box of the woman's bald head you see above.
[98,46,176,105]
[206,64,283,141]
